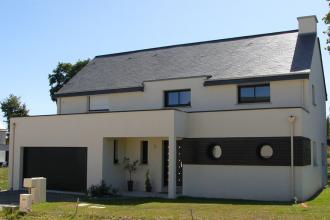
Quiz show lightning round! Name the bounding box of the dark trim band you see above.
[204,73,310,86]
[180,136,311,166]
[54,86,144,98]
[10,106,308,119]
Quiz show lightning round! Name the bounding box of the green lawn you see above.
[0,167,8,191]
[0,165,329,219]
[2,189,329,220]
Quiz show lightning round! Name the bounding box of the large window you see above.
[238,84,270,103]
[164,90,191,107]
[141,141,148,164]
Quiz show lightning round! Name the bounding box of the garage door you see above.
[23,147,87,192]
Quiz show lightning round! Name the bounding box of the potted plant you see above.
[123,157,139,191]
[145,170,152,192]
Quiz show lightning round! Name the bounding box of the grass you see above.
[2,191,329,220]
[0,161,329,219]
[0,167,8,191]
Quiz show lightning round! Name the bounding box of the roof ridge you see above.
[95,29,298,58]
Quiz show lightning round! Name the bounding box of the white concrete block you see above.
[23,178,35,188]
[19,194,32,213]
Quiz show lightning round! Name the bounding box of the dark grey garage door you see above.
[23,147,87,192]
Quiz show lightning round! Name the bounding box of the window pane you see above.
[167,92,179,106]
[141,141,148,164]
[240,87,254,97]
[113,140,118,164]
[255,86,270,97]
[179,91,191,105]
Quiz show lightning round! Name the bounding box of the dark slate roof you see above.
[56,30,316,96]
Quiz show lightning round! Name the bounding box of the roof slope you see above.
[56,30,316,96]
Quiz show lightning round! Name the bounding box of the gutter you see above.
[288,116,297,202]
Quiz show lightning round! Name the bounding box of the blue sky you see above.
[0,0,329,128]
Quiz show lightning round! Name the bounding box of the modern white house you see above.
[9,15,327,202]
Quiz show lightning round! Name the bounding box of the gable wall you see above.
[299,38,327,200]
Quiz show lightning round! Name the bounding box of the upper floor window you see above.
[89,95,109,112]
[164,89,191,107]
[238,84,270,103]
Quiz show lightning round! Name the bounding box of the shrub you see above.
[87,180,111,197]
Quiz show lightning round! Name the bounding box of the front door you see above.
[162,140,183,187]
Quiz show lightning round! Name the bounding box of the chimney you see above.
[297,15,318,34]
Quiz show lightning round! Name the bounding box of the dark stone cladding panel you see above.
[180,137,311,166]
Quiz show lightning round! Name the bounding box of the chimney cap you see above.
[297,15,318,23]
[297,15,318,34]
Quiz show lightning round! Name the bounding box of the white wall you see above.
[59,96,88,114]
[102,138,125,190]
[9,110,176,190]
[183,165,292,201]
[187,108,304,138]
[9,106,322,201]
[300,38,327,196]
[57,77,306,114]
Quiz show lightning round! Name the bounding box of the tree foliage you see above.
[327,116,330,139]
[48,59,89,101]
[0,94,29,131]
[324,1,330,52]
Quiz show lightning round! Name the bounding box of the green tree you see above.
[327,116,330,139]
[324,1,330,52]
[48,59,89,101]
[0,94,29,131]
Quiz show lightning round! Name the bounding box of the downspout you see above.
[11,122,16,190]
[288,116,296,202]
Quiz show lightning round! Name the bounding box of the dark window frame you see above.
[113,140,119,164]
[238,84,270,103]
[164,89,191,107]
[141,141,148,165]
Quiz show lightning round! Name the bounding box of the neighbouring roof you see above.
[56,30,316,97]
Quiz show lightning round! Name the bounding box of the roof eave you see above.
[54,86,144,98]
[204,72,310,86]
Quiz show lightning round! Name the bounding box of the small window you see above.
[113,140,119,164]
[259,144,274,159]
[312,85,316,106]
[238,84,270,103]
[164,90,191,107]
[313,141,318,167]
[89,95,109,112]
[141,141,148,164]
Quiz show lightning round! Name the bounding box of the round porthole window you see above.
[212,145,222,159]
[260,145,274,159]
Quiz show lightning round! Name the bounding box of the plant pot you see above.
[127,180,133,191]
